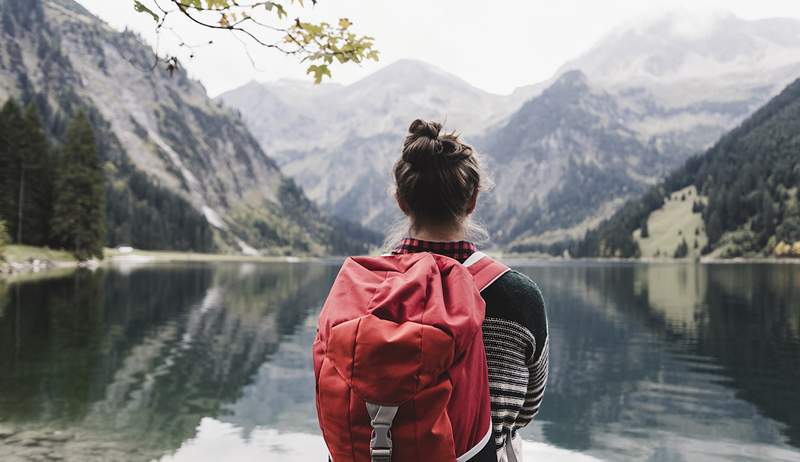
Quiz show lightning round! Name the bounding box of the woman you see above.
[314,119,548,462]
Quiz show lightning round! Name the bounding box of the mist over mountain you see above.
[222,11,800,248]
[561,11,800,153]
[562,11,800,86]
[0,0,374,254]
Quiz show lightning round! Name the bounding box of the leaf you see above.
[265,2,287,19]
[219,13,230,28]
[338,18,352,29]
[306,64,331,84]
[133,0,159,22]
[205,0,230,8]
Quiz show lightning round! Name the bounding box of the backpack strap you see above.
[463,251,510,292]
[366,402,399,462]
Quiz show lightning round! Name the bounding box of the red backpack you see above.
[313,251,509,462]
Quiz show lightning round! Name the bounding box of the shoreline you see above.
[3,246,799,280]
[0,246,322,280]
[501,255,800,265]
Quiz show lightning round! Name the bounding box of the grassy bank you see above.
[2,245,77,265]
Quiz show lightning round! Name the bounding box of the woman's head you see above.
[392,119,486,237]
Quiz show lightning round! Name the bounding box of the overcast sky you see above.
[76,0,800,97]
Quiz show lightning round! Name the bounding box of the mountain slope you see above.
[0,0,373,254]
[477,71,661,244]
[573,76,800,258]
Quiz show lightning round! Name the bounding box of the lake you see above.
[0,261,799,462]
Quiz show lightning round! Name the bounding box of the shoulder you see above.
[489,270,544,305]
[481,269,547,341]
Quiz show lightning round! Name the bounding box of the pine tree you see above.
[50,111,106,260]
[15,104,52,246]
[0,99,26,240]
[0,219,9,258]
[640,219,649,238]
[759,188,776,237]
[673,238,689,258]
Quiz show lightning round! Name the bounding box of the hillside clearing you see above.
[633,186,708,258]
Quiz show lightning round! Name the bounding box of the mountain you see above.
[219,59,527,231]
[0,0,374,255]
[477,71,661,245]
[220,12,800,248]
[477,12,800,247]
[570,77,800,259]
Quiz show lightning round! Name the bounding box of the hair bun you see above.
[408,119,442,140]
[402,119,443,168]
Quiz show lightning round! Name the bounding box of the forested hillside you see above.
[0,0,377,257]
[571,77,800,258]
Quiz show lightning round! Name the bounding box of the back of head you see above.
[393,119,483,229]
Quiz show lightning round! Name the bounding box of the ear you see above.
[395,191,410,216]
[466,189,478,215]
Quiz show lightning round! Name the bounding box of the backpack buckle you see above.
[370,423,392,460]
[366,403,398,462]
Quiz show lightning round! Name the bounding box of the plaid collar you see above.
[391,237,477,263]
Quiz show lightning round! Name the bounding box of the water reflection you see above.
[0,262,338,461]
[514,263,800,461]
[0,262,798,462]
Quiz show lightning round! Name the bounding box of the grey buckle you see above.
[366,403,398,462]
[370,424,392,459]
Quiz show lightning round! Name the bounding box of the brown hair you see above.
[392,119,485,232]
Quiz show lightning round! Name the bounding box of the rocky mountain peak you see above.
[539,70,591,98]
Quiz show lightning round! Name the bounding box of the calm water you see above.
[0,261,799,462]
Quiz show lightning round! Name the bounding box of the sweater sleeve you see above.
[512,273,549,428]
[481,270,549,442]
[517,324,548,427]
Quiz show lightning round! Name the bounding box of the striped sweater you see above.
[392,239,549,451]
[482,270,549,449]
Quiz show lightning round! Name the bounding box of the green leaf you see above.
[133,0,159,22]
[306,64,331,84]
[205,0,230,8]
[265,2,288,19]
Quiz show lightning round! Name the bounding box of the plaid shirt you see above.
[391,237,477,263]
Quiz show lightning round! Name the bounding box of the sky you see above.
[76,0,800,97]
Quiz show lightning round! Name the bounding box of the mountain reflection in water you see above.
[0,261,797,462]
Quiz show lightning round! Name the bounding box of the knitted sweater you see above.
[392,239,549,451]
